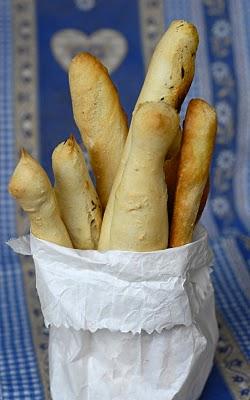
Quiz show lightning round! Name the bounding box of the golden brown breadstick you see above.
[69,52,128,209]
[135,20,199,112]
[8,150,73,247]
[164,152,210,226]
[98,102,180,251]
[135,20,198,158]
[169,99,217,247]
[52,135,102,249]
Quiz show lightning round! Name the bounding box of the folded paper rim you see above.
[7,224,213,279]
[7,223,208,255]
[7,224,214,333]
[7,224,215,333]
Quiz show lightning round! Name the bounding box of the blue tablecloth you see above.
[0,0,249,399]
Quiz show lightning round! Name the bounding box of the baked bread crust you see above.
[98,102,180,251]
[52,136,102,249]
[169,99,217,247]
[8,150,73,248]
[69,52,128,209]
[135,20,199,112]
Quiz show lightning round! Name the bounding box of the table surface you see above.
[0,0,249,399]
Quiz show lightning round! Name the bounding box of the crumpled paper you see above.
[8,225,219,400]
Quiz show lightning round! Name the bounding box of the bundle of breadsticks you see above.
[9,20,217,253]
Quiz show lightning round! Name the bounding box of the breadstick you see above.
[164,153,180,224]
[164,152,210,225]
[52,135,102,249]
[135,20,198,158]
[169,99,217,247]
[8,150,73,248]
[69,52,128,209]
[98,102,180,251]
[135,20,199,112]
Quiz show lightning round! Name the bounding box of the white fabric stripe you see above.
[0,0,16,239]
[138,0,165,70]
[0,1,44,397]
[229,0,250,232]
[189,1,220,238]
[189,0,219,239]
[190,0,213,102]
[13,0,40,237]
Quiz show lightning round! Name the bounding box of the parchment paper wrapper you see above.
[8,225,218,400]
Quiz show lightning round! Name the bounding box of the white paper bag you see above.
[8,225,218,400]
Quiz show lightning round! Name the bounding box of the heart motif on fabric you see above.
[51,29,128,73]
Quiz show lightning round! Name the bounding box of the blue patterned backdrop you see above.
[0,0,249,399]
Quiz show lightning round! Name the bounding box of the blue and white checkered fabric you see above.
[0,0,249,399]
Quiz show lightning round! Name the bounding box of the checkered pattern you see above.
[212,239,250,359]
[1,0,250,399]
[0,1,44,398]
